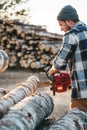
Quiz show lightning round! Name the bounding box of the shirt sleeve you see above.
[53,33,77,70]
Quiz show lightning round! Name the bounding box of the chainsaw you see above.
[38,69,71,96]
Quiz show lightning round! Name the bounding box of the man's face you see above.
[58,20,72,32]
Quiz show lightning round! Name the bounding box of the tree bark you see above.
[0,88,9,98]
[37,108,87,130]
[0,75,40,117]
[0,93,54,130]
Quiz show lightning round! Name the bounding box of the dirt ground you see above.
[0,69,71,120]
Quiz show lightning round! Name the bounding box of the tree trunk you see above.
[37,108,87,130]
[0,93,54,130]
[0,75,40,117]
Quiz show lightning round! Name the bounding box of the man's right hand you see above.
[48,65,58,76]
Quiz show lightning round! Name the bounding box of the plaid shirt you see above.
[54,21,87,99]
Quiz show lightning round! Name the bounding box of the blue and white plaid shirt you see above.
[54,21,87,99]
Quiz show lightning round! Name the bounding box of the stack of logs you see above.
[0,19,63,70]
[0,75,54,129]
[0,75,86,130]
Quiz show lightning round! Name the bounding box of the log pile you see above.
[0,74,54,130]
[0,93,54,130]
[0,19,63,70]
[0,75,87,130]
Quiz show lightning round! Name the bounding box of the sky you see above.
[30,0,87,34]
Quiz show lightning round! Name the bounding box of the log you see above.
[37,108,87,130]
[30,61,44,69]
[0,88,9,98]
[0,75,40,117]
[8,51,18,67]
[13,24,62,40]
[0,93,54,130]
[0,49,9,73]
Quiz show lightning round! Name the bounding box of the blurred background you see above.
[0,0,87,34]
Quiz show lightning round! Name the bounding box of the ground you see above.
[0,69,71,120]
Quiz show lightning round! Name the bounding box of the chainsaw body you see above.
[47,71,71,95]
[52,72,71,92]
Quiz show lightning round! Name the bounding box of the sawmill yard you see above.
[0,69,71,120]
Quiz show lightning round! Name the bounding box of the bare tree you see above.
[0,0,30,23]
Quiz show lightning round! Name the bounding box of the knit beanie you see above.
[57,5,79,21]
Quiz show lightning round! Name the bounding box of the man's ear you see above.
[66,20,74,27]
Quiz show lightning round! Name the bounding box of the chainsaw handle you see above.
[45,67,59,81]
[51,75,56,96]
[45,67,56,95]
[45,66,54,81]
[46,70,52,81]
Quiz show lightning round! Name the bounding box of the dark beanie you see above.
[57,5,79,21]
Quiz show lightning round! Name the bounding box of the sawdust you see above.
[0,69,71,120]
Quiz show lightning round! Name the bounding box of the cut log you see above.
[0,93,54,130]
[0,49,9,73]
[30,61,44,69]
[0,75,40,117]
[37,108,87,130]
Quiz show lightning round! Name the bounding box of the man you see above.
[48,5,87,111]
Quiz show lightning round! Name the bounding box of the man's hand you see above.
[48,66,58,76]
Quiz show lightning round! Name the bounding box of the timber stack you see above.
[0,93,54,130]
[0,74,54,130]
[0,19,63,70]
[0,75,87,130]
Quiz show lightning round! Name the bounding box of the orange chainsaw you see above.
[38,70,71,95]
